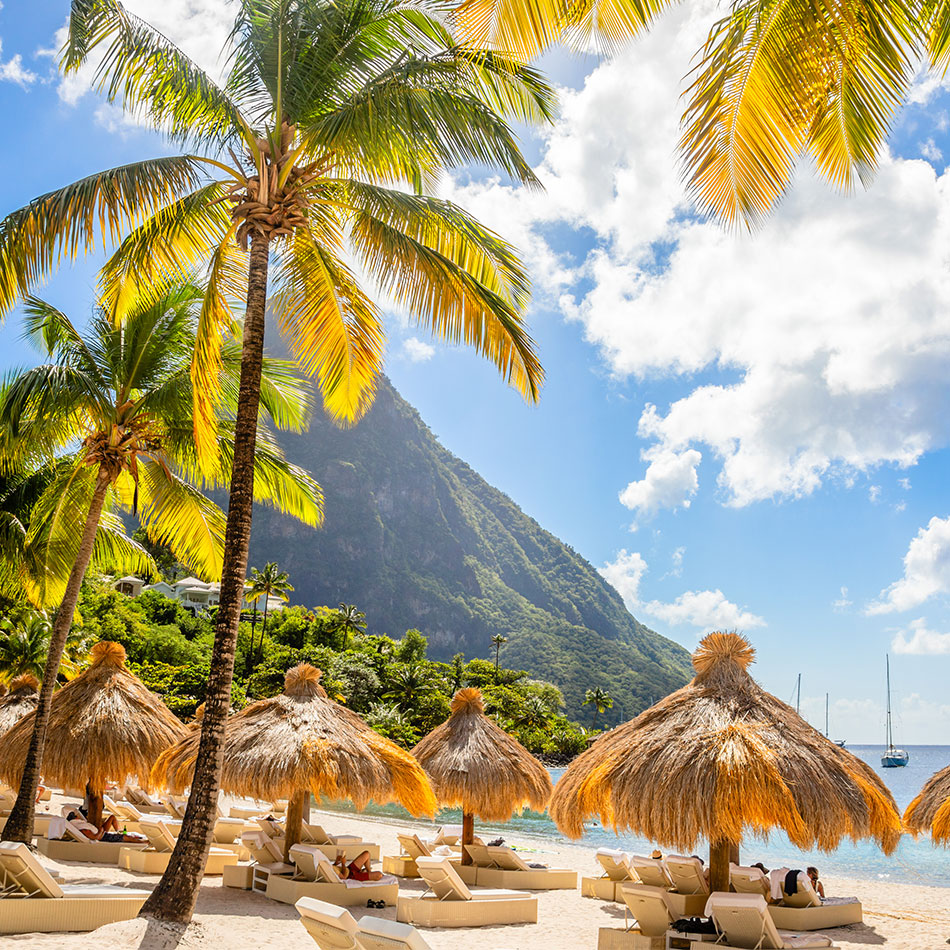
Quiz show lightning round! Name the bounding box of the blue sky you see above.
[2,2,950,742]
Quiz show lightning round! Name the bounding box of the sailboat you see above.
[824,693,846,748]
[881,655,909,768]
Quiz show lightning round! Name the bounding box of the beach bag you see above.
[671,917,717,935]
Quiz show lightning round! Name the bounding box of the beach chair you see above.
[126,788,166,813]
[229,799,275,820]
[582,848,634,901]
[102,795,139,823]
[164,794,189,820]
[385,832,440,878]
[0,841,150,934]
[295,897,438,950]
[36,818,148,864]
[301,822,380,861]
[118,819,238,875]
[257,815,286,838]
[705,893,838,949]
[628,854,673,889]
[660,853,711,917]
[264,844,398,907]
[731,864,773,901]
[396,855,537,928]
[769,873,862,930]
[464,843,577,889]
[596,884,679,950]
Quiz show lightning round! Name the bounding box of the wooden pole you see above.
[461,811,474,865]
[87,783,104,828]
[709,838,735,894]
[283,788,306,864]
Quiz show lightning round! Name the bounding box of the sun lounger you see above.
[731,864,773,901]
[597,884,679,950]
[628,854,672,889]
[384,832,460,878]
[37,819,148,864]
[582,848,635,901]
[296,896,438,950]
[229,799,277,820]
[665,854,710,895]
[300,822,380,861]
[0,841,150,934]
[396,855,537,928]
[126,788,167,813]
[463,843,577,889]
[769,874,862,930]
[706,893,839,949]
[118,819,238,875]
[265,844,398,906]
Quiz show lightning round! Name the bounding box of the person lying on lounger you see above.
[347,850,383,881]
[66,810,145,843]
[806,865,825,899]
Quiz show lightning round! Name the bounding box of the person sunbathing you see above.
[332,850,351,879]
[66,810,145,843]
[806,865,825,899]
[347,850,383,881]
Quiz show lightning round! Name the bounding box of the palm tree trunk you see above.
[140,230,270,922]
[246,603,259,677]
[1,471,110,843]
[283,788,306,863]
[256,596,271,666]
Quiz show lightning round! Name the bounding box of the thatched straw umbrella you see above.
[905,765,950,845]
[411,688,553,865]
[0,642,187,825]
[0,674,39,737]
[550,632,902,892]
[152,663,436,862]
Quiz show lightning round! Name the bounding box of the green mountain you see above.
[249,379,692,726]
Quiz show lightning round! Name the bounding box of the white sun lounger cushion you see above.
[665,854,710,895]
[414,857,530,902]
[359,914,433,950]
[706,893,833,949]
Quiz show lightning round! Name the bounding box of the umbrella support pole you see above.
[461,811,474,865]
[709,839,737,894]
[283,789,306,864]
[87,784,103,828]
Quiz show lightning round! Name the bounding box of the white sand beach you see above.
[8,803,950,950]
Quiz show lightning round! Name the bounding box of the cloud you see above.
[599,549,648,606]
[402,338,436,363]
[920,138,943,162]
[892,617,950,654]
[867,516,950,614]
[600,549,762,632]
[832,586,852,611]
[0,40,37,87]
[618,443,701,521]
[643,589,765,631]
[446,1,950,514]
[868,485,881,503]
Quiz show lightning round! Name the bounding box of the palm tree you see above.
[491,633,508,679]
[0,610,92,684]
[329,603,367,652]
[4,0,553,919]
[515,694,550,730]
[0,281,320,843]
[245,561,294,672]
[583,686,613,730]
[677,0,938,226]
[384,663,436,712]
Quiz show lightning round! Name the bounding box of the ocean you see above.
[317,744,950,888]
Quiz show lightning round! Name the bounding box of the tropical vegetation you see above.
[0,279,321,843]
[245,562,294,676]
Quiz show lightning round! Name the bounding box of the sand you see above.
[7,798,950,949]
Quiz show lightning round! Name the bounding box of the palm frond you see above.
[0,157,204,316]
[452,0,567,59]
[64,0,248,150]
[346,183,542,401]
[680,0,917,226]
[272,229,385,425]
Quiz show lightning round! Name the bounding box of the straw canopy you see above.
[153,664,435,849]
[0,642,186,798]
[412,688,552,822]
[0,674,38,737]
[905,765,950,844]
[550,633,901,888]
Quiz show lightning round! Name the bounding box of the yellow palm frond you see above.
[681,0,918,226]
[272,230,385,426]
[0,157,203,317]
[453,0,567,60]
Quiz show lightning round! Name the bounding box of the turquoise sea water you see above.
[318,744,950,888]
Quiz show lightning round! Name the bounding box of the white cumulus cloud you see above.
[867,516,950,614]
[892,617,950,654]
[402,338,436,363]
[599,549,648,606]
[0,40,37,87]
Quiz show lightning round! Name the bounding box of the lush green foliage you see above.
[73,582,589,755]
[0,608,92,684]
[248,379,694,725]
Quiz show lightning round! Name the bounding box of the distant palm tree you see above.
[491,633,508,679]
[515,694,550,730]
[0,281,320,844]
[330,604,367,653]
[246,562,294,672]
[583,687,613,730]
[384,664,436,712]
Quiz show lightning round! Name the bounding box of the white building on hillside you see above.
[113,575,284,615]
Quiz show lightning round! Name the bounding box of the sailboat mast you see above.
[825,693,829,738]
[886,654,893,749]
[796,673,801,715]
